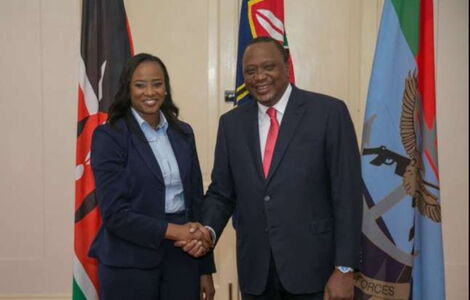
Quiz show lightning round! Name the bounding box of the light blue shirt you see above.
[131,108,185,213]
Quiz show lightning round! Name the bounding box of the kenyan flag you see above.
[73,0,133,298]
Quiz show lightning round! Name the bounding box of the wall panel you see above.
[0,0,44,262]
[0,0,79,295]
[436,0,469,298]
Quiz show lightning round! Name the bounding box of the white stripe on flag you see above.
[79,57,99,115]
[98,60,107,101]
[73,253,99,300]
[257,9,284,33]
[255,10,284,42]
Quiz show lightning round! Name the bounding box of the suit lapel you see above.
[266,88,306,183]
[243,102,264,180]
[127,113,165,184]
[167,126,189,183]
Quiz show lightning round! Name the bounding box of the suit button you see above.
[264,195,271,202]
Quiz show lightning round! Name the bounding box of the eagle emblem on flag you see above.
[400,71,441,223]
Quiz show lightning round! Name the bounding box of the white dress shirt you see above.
[130,108,185,213]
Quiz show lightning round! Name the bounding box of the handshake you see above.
[168,222,213,258]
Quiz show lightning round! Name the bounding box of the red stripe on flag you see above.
[74,207,101,290]
[256,12,284,37]
[424,149,440,181]
[77,86,89,122]
[126,16,135,56]
[417,0,436,129]
[75,114,107,166]
[74,114,105,290]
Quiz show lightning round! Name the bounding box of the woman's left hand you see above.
[200,274,215,300]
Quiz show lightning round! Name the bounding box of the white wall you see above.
[0,0,80,298]
[435,1,469,299]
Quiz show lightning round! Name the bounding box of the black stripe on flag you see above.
[80,0,132,113]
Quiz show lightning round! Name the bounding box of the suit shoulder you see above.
[94,118,128,134]
[219,101,255,123]
[172,120,195,137]
[92,119,130,146]
[176,120,192,132]
[296,88,349,112]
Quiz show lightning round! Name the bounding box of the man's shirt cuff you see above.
[204,226,216,247]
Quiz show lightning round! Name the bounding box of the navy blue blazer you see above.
[89,111,215,274]
[203,86,362,294]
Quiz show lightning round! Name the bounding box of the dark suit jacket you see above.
[203,86,362,294]
[89,111,215,274]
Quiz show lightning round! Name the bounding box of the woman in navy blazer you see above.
[89,53,215,300]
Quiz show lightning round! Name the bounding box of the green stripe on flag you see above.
[391,0,420,56]
[72,277,87,300]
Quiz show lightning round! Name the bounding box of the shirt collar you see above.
[131,107,168,132]
[257,84,292,116]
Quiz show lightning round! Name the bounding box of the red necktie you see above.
[263,107,279,178]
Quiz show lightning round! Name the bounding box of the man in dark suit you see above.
[180,37,362,300]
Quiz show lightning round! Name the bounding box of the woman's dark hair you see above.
[108,53,181,131]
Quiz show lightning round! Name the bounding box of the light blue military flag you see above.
[356,0,445,299]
